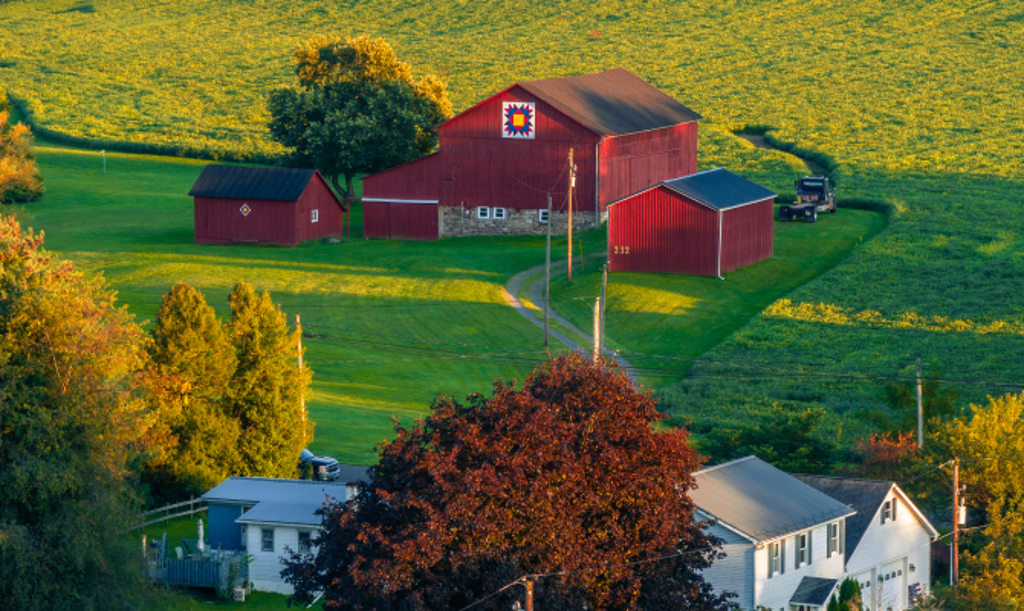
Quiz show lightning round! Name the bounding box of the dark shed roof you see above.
[691,456,854,543]
[793,475,895,562]
[790,576,838,606]
[189,165,320,201]
[518,68,702,136]
[662,168,776,210]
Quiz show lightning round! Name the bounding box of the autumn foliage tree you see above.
[284,353,732,610]
[0,217,151,608]
[267,35,453,200]
[0,98,44,203]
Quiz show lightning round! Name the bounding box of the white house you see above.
[202,469,367,594]
[693,456,937,611]
[794,475,938,610]
[692,456,855,610]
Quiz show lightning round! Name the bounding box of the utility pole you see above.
[916,356,924,448]
[951,457,960,585]
[593,297,602,361]
[600,264,607,350]
[297,314,306,446]
[567,148,576,284]
[545,193,552,348]
[524,577,535,611]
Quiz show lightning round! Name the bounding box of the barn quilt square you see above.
[502,101,535,139]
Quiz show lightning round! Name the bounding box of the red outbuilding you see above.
[190,165,346,246]
[361,68,702,240]
[607,168,776,276]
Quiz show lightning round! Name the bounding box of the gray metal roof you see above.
[203,474,368,527]
[691,456,854,543]
[661,168,777,211]
[790,576,838,606]
[518,68,702,136]
[793,475,898,562]
[189,164,322,201]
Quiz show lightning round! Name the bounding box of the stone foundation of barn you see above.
[440,206,604,238]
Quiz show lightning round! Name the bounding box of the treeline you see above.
[0,217,309,608]
[0,94,43,203]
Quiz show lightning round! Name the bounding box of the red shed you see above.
[607,168,776,276]
[190,165,346,246]
[362,68,701,239]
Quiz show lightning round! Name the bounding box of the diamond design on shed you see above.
[240,203,252,217]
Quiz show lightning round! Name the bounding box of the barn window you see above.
[311,209,319,223]
[261,528,274,552]
[492,207,506,220]
[538,209,549,224]
[476,206,490,219]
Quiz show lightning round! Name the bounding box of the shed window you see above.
[298,531,312,554]
[261,528,274,552]
[538,209,549,224]
[476,206,490,219]
[311,208,319,223]
[492,207,506,220]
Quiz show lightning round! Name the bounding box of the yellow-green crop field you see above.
[2,0,1023,455]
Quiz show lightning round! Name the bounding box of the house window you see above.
[795,531,811,568]
[261,528,274,552]
[477,206,490,219]
[538,209,549,224]
[768,541,784,577]
[311,208,319,223]
[881,499,895,524]
[298,531,312,554]
[827,521,844,557]
[492,207,506,219]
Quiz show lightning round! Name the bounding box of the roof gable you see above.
[661,168,776,210]
[691,456,854,543]
[189,165,327,202]
[793,475,938,561]
[516,68,702,136]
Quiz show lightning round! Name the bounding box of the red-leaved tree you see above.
[284,353,733,609]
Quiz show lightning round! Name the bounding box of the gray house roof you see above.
[691,456,855,543]
[189,165,326,202]
[203,473,369,528]
[661,168,777,210]
[791,576,838,606]
[518,68,703,136]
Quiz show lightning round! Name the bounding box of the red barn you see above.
[190,165,346,246]
[607,168,776,276]
[361,68,702,239]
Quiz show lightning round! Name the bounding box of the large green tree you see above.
[283,354,732,610]
[267,35,453,200]
[0,217,151,609]
[226,281,311,478]
[144,283,240,501]
[0,98,44,204]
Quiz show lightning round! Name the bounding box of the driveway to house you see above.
[502,259,633,374]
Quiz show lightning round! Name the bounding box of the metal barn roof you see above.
[203,474,368,527]
[188,165,319,201]
[691,456,854,543]
[662,168,777,210]
[518,68,703,136]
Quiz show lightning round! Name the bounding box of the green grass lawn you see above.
[4,0,1023,458]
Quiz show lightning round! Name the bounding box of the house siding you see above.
[243,523,317,594]
[207,502,248,550]
[847,492,933,611]
[752,524,845,611]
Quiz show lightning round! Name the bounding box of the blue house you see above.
[202,470,367,593]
